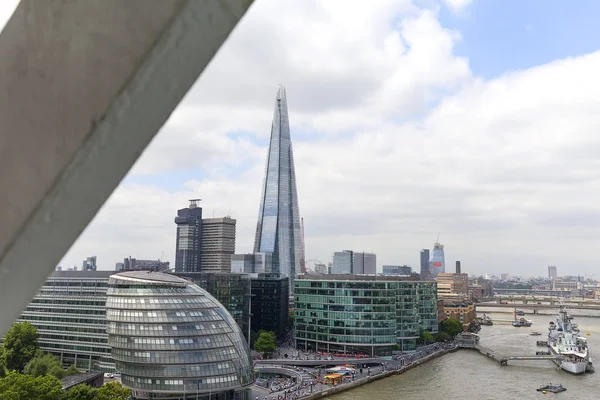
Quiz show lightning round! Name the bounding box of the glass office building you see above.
[18,270,114,372]
[171,272,251,341]
[294,276,438,355]
[253,86,302,293]
[106,271,253,400]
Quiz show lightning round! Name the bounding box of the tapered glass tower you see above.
[254,86,302,292]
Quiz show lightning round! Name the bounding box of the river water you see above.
[325,310,600,400]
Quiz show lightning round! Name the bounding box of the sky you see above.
[3,0,600,277]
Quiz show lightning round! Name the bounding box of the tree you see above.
[440,319,463,338]
[249,330,260,349]
[288,310,294,327]
[434,331,451,342]
[65,384,97,400]
[254,331,276,355]
[417,328,434,345]
[0,371,63,400]
[65,365,80,376]
[0,345,6,378]
[3,321,39,372]
[95,381,132,400]
[25,351,65,379]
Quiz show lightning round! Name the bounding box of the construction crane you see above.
[301,217,306,273]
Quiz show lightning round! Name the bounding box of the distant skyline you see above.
[3,1,600,275]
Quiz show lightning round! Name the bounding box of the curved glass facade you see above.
[106,272,253,400]
[294,277,438,355]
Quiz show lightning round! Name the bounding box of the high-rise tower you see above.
[174,199,203,272]
[429,242,445,278]
[254,86,302,292]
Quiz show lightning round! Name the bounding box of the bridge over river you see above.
[475,302,600,317]
[458,337,563,366]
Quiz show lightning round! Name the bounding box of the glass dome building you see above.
[105,271,253,400]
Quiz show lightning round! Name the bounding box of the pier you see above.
[458,338,563,366]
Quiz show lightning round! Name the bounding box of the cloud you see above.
[442,0,473,13]
[56,1,600,277]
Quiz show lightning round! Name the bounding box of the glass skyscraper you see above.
[429,242,445,278]
[253,86,302,292]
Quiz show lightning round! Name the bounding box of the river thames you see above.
[325,310,600,400]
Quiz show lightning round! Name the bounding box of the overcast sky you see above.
[3,0,600,278]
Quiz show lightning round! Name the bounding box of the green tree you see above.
[434,331,451,342]
[254,331,276,355]
[65,364,80,376]
[249,330,260,348]
[25,351,65,379]
[0,371,63,400]
[3,321,39,372]
[417,328,434,345]
[65,384,97,400]
[0,345,6,378]
[440,319,463,338]
[95,381,131,400]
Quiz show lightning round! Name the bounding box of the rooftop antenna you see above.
[436,232,440,243]
[189,198,202,208]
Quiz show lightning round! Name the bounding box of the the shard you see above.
[254,86,302,292]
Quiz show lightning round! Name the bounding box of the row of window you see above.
[111,347,237,364]
[116,361,236,378]
[108,335,234,350]
[295,332,396,344]
[122,373,241,391]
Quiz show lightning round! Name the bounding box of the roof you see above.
[60,372,103,390]
[112,271,189,285]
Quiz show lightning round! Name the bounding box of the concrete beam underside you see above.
[0,0,253,335]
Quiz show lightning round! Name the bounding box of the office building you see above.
[171,272,251,341]
[548,265,558,280]
[106,271,253,400]
[174,199,203,272]
[436,273,469,298]
[420,249,431,280]
[201,217,236,273]
[18,271,114,372]
[382,265,412,276]
[429,242,445,278]
[121,256,170,272]
[82,256,97,271]
[353,252,376,274]
[332,250,376,275]
[500,273,509,281]
[442,299,475,329]
[231,252,273,274]
[314,263,327,274]
[455,261,461,274]
[115,262,124,271]
[294,275,438,355]
[251,275,289,339]
[332,251,353,274]
[253,86,302,292]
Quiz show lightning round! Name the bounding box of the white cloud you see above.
[58,1,600,277]
[442,0,473,13]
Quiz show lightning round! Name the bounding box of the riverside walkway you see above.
[252,342,458,400]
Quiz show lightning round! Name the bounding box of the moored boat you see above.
[547,300,592,375]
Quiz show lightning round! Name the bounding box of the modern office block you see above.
[170,272,251,342]
[253,86,302,292]
[548,265,558,279]
[201,217,236,273]
[106,271,253,400]
[18,271,114,372]
[250,275,289,339]
[82,256,97,271]
[382,265,412,276]
[420,249,431,280]
[332,251,376,275]
[174,199,203,272]
[332,251,353,274]
[231,253,273,274]
[294,275,438,355]
[122,257,170,272]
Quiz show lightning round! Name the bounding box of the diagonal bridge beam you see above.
[0,0,254,335]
